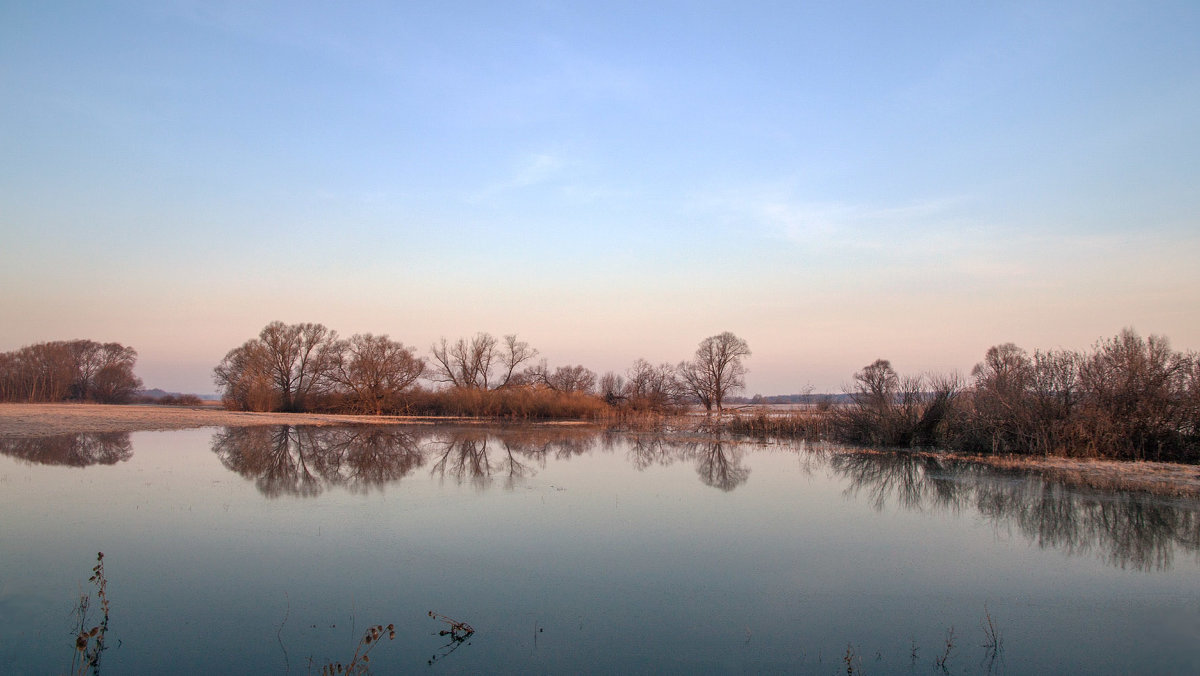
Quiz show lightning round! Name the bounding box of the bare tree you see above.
[67,340,104,400]
[625,359,682,411]
[527,361,597,394]
[91,343,142,403]
[681,332,751,414]
[430,333,496,389]
[429,332,537,390]
[677,360,713,412]
[0,339,140,404]
[599,371,626,405]
[214,340,277,411]
[970,343,1034,453]
[213,322,337,412]
[1078,329,1192,461]
[329,334,425,414]
[258,321,338,411]
[497,334,538,388]
[836,358,927,446]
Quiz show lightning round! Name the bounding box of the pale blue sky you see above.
[3,1,1198,394]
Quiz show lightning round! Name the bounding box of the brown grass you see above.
[0,402,598,438]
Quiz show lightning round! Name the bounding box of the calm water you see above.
[1,425,1198,674]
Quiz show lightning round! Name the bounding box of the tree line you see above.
[212,323,1200,463]
[826,328,1200,462]
[212,321,751,417]
[7,325,1194,463]
[0,340,142,404]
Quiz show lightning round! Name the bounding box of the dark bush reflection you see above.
[831,451,1200,571]
[619,432,750,491]
[0,432,132,466]
[212,426,426,498]
[205,425,1200,569]
[429,427,598,488]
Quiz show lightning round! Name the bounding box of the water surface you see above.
[1,425,1197,674]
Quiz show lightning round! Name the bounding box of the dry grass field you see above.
[0,402,463,438]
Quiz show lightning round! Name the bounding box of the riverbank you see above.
[828,445,1200,499]
[0,402,594,438]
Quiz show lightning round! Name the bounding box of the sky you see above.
[2,1,1199,396]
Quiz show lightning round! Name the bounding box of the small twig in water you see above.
[980,604,1003,651]
[428,610,474,640]
[980,604,1004,673]
[276,592,290,675]
[427,611,475,666]
[935,626,955,672]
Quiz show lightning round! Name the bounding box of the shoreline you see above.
[0,402,595,438]
[832,446,1200,500]
[2,402,1197,498]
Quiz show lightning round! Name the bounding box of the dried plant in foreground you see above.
[316,623,395,675]
[71,552,110,676]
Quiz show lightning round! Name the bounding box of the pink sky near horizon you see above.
[3,2,1198,395]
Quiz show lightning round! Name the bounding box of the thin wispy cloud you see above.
[695,183,972,252]
[468,152,567,202]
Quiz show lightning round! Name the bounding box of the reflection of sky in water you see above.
[1,426,1198,674]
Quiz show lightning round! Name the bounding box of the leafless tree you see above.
[1078,329,1193,461]
[67,340,104,400]
[970,343,1034,453]
[429,332,537,390]
[258,321,338,411]
[677,360,713,411]
[497,334,537,388]
[680,332,751,413]
[329,333,425,414]
[527,361,597,394]
[213,322,337,412]
[213,340,277,411]
[430,333,496,388]
[0,339,141,403]
[835,359,928,446]
[91,343,142,403]
[625,359,683,411]
[599,371,626,405]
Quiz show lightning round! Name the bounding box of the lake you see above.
[1,425,1198,674]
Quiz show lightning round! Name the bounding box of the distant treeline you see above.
[735,329,1200,463]
[0,340,142,404]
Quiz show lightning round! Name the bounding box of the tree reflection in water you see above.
[6,424,1190,571]
[428,427,597,488]
[620,432,750,491]
[201,425,1200,569]
[693,439,750,491]
[831,451,1200,571]
[429,431,501,488]
[0,432,132,466]
[211,426,425,498]
[211,425,602,496]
